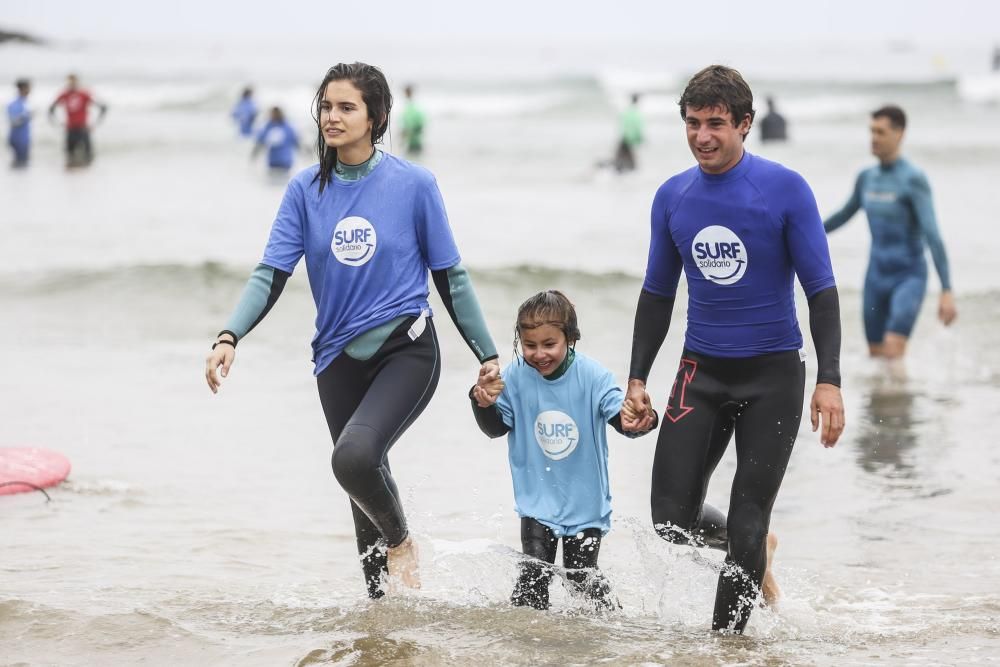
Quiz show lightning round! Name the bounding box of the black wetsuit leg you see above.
[511,517,558,610]
[562,528,616,610]
[317,315,441,598]
[650,349,804,633]
[512,520,616,611]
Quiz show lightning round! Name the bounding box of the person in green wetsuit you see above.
[823,105,957,361]
[400,84,426,156]
[613,93,644,173]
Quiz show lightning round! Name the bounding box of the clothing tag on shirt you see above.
[798,348,807,362]
[408,309,428,341]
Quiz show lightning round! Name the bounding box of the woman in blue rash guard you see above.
[205,62,501,597]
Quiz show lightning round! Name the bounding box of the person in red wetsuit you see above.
[48,73,107,168]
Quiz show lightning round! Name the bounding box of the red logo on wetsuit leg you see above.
[665,358,698,423]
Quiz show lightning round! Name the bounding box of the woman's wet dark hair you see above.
[312,62,393,193]
[513,290,581,360]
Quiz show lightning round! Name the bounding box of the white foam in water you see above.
[957,73,1000,103]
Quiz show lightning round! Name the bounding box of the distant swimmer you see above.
[613,92,644,172]
[7,78,32,168]
[471,291,657,611]
[205,62,500,598]
[824,105,956,361]
[759,96,787,142]
[48,73,107,168]
[252,106,300,171]
[399,84,426,156]
[624,65,844,634]
[231,86,258,138]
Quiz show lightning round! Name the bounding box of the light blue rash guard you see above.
[255,119,299,169]
[643,152,836,357]
[260,153,463,374]
[824,156,952,291]
[494,352,625,536]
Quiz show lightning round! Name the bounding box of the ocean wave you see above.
[5,261,1000,299]
[10,65,969,121]
[0,261,642,296]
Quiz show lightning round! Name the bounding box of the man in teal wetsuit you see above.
[824,105,957,360]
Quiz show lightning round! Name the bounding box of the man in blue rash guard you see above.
[824,105,957,360]
[622,65,845,634]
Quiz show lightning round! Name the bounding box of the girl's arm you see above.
[468,386,510,438]
[608,409,659,439]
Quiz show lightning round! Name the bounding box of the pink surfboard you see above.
[0,447,71,496]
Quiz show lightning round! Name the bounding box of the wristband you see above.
[217,330,239,345]
[212,339,236,350]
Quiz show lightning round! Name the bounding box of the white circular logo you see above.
[534,410,579,461]
[691,225,748,285]
[332,216,377,266]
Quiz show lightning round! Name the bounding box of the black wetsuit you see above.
[511,518,613,611]
[318,314,441,597]
[650,347,805,628]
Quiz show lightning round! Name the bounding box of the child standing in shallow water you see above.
[471,290,658,610]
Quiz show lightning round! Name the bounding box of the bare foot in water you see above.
[387,536,421,591]
[761,531,780,606]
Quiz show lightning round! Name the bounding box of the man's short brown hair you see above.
[678,65,756,132]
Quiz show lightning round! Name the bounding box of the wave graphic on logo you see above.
[340,243,375,265]
[708,258,745,281]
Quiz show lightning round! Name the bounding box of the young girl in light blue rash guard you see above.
[206,63,499,598]
[470,290,657,611]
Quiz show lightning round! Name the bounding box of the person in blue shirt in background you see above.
[7,78,32,168]
[231,86,258,138]
[624,65,845,634]
[471,290,658,611]
[824,105,957,361]
[252,106,299,172]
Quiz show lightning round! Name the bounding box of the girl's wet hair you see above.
[513,290,581,358]
[312,62,393,193]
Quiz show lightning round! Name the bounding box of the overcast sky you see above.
[3,0,998,42]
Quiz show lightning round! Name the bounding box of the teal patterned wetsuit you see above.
[824,157,952,342]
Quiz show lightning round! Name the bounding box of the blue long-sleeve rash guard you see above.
[643,152,836,358]
[824,157,952,291]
